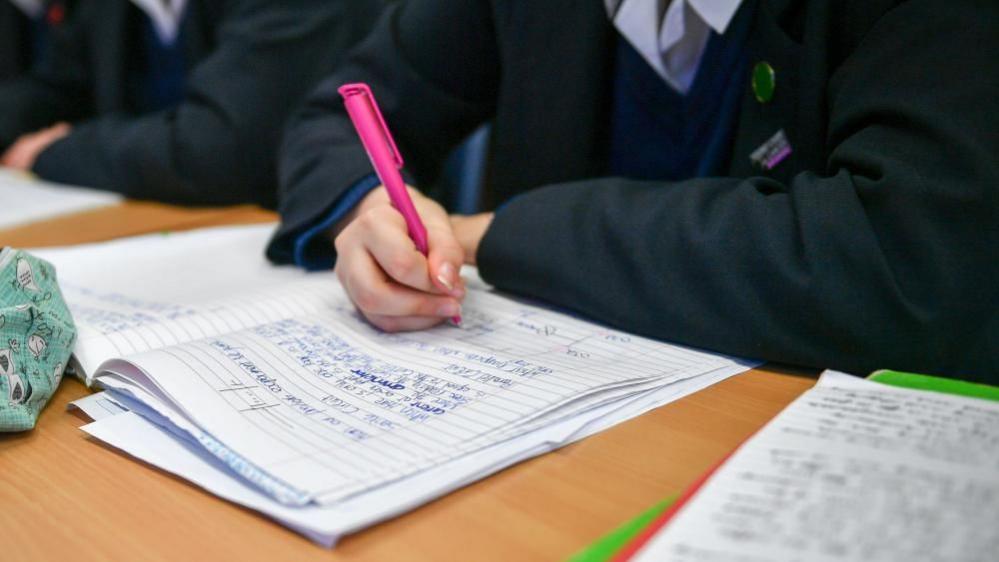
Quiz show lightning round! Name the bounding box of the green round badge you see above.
[752,61,775,103]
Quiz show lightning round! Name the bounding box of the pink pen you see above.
[339,83,461,325]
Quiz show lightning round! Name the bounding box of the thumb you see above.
[48,122,71,137]
[425,222,465,298]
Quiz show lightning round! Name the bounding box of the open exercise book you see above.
[35,224,756,547]
[0,169,122,229]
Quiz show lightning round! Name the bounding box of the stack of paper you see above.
[628,371,999,561]
[0,169,122,229]
[38,224,757,547]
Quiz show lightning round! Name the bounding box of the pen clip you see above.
[338,83,404,169]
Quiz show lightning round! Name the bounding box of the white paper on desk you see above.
[75,365,739,548]
[0,169,122,230]
[632,370,999,562]
[68,391,128,421]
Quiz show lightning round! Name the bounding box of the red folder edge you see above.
[611,375,825,560]
[610,448,740,561]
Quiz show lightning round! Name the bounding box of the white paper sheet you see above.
[632,371,999,562]
[0,169,122,230]
[73,365,739,547]
[68,391,127,421]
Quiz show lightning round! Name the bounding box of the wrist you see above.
[450,213,493,266]
[330,187,389,240]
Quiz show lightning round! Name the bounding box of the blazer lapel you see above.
[728,0,806,184]
[488,0,614,206]
[92,0,130,112]
[180,0,214,69]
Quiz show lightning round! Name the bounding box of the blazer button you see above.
[752,61,776,103]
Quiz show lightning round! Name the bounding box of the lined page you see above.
[98,287,744,506]
[35,225,340,379]
[633,371,999,562]
[75,357,746,547]
[62,275,339,381]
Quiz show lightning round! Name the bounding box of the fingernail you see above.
[438,302,461,318]
[437,263,456,291]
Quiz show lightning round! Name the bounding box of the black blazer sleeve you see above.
[0,3,26,80]
[267,0,499,262]
[478,2,999,381]
[28,0,383,207]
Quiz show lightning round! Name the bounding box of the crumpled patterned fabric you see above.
[0,248,76,431]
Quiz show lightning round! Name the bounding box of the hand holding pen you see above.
[333,83,466,332]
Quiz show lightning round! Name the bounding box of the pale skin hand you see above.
[0,122,71,170]
[450,212,494,266]
[333,186,471,332]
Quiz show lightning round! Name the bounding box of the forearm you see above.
[476,173,997,381]
[451,213,493,266]
[475,0,999,381]
[30,112,263,204]
[0,79,88,150]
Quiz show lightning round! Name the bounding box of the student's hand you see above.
[0,122,71,171]
[449,213,494,266]
[333,187,466,332]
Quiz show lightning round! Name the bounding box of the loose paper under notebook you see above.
[0,169,122,229]
[38,225,756,544]
[629,370,999,562]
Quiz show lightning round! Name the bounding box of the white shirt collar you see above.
[129,0,188,44]
[685,0,744,35]
[605,0,743,34]
[9,0,44,19]
[606,0,745,94]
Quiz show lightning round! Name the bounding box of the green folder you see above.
[567,498,675,562]
[568,370,999,562]
[867,369,999,401]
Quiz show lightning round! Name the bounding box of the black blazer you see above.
[0,1,73,80]
[0,0,386,207]
[0,2,29,80]
[269,0,999,382]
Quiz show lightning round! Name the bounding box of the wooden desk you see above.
[0,200,276,247]
[0,203,818,561]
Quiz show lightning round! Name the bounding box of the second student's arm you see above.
[30,0,381,207]
[0,2,92,151]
